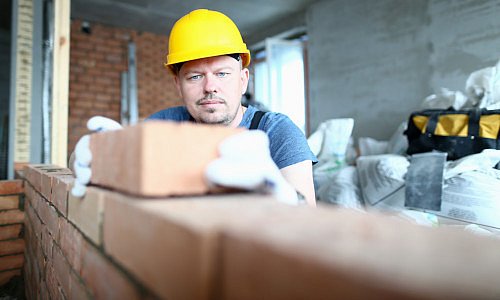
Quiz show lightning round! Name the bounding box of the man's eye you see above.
[188,75,202,80]
[216,72,229,78]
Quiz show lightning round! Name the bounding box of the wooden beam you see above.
[51,0,70,167]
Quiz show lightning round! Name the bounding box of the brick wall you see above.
[19,164,500,300]
[68,19,182,156]
[0,180,25,288]
[22,165,152,299]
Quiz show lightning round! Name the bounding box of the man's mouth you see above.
[197,96,226,106]
[199,100,224,105]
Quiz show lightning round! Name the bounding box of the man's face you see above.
[174,55,249,127]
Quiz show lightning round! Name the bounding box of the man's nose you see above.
[204,74,218,93]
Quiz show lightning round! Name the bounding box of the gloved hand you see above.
[205,130,302,205]
[71,116,122,197]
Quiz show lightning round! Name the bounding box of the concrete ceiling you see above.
[71,0,318,44]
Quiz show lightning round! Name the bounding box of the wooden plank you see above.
[51,0,70,167]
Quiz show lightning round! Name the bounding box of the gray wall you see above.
[307,0,500,140]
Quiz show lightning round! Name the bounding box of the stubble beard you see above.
[195,93,238,125]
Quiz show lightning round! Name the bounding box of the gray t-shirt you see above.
[147,105,318,169]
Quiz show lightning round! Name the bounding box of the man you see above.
[72,9,317,205]
[148,9,317,204]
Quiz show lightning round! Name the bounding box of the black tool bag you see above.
[405,108,500,160]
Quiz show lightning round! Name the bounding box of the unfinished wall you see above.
[22,165,152,299]
[68,19,182,156]
[17,163,500,299]
[307,0,500,140]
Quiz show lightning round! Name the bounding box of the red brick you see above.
[0,269,21,286]
[33,238,45,281]
[24,260,35,299]
[30,191,44,217]
[92,101,111,111]
[0,224,22,240]
[0,254,24,271]
[26,201,43,240]
[74,40,95,52]
[51,174,74,217]
[0,210,24,225]
[218,208,500,300]
[41,226,54,259]
[24,164,45,193]
[71,65,85,74]
[45,261,65,300]
[90,50,107,60]
[90,121,244,197]
[52,245,71,298]
[40,279,50,300]
[95,93,112,102]
[24,241,40,294]
[70,82,86,92]
[24,182,37,208]
[104,38,122,48]
[40,172,55,202]
[76,91,94,101]
[77,58,96,68]
[68,187,104,245]
[69,270,92,300]
[0,239,25,256]
[0,195,20,210]
[0,180,23,195]
[103,190,276,300]
[81,240,141,300]
[41,168,73,202]
[23,213,33,244]
[71,49,89,60]
[78,75,94,84]
[94,76,113,85]
[58,218,83,273]
[24,221,36,253]
[37,198,59,240]
[14,162,29,174]
[23,245,45,299]
[23,227,34,268]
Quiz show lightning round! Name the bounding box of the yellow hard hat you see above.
[165,9,251,71]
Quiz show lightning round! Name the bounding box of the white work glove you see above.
[71,116,122,198]
[205,130,302,205]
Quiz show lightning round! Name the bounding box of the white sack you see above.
[356,154,409,206]
[317,166,364,210]
[308,118,354,161]
[421,88,467,110]
[465,59,500,110]
[386,122,408,155]
[358,138,388,156]
[310,118,355,193]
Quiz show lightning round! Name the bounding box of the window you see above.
[253,36,308,134]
